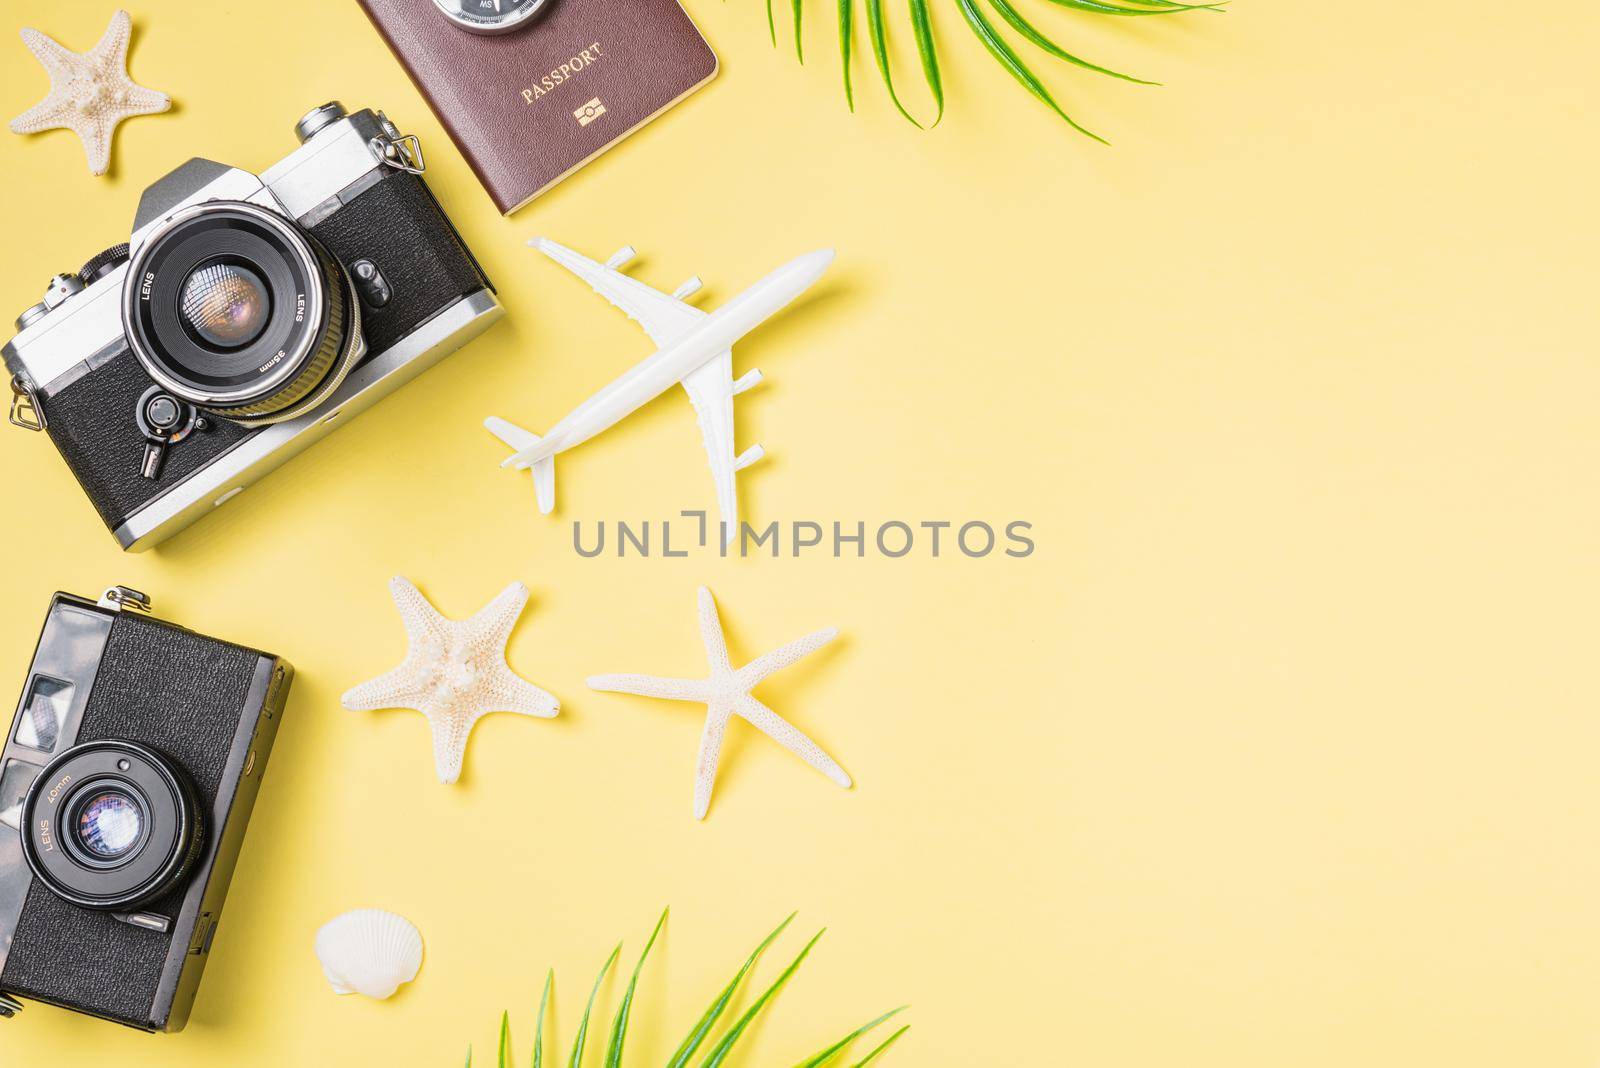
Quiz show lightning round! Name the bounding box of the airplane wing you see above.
[535,237,768,543]
[534,237,705,346]
[685,355,768,547]
[680,351,740,547]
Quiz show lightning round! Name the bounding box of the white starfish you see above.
[9,10,171,177]
[588,587,851,820]
[342,577,559,785]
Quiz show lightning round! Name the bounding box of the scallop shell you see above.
[314,909,423,999]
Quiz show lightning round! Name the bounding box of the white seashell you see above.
[314,909,423,1000]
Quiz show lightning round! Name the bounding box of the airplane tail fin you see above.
[485,417,557,515]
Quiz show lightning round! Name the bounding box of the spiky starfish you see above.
[588,586,851,819]
[342,577,559,784]
[9,10,171,176]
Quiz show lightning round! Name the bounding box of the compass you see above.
[431,0,553,35]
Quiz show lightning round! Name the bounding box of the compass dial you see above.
[432,0,553,35]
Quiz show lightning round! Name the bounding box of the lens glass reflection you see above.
[75,790,143,859]
[180,263,271,350]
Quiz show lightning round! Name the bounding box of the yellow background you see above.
[2,1,1598,1064]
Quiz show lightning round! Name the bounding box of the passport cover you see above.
[356,0,718,214]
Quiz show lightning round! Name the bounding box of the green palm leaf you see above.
[955,0,1108,142]
[1044,0,1224,14]
[848,1026,909,1067]
[664,913,796,1068]
[988,0,1158,83]
[568,944,620,1068]
[775,0,1219,138]
[466,914,904,1068]
[698,929,826,1068]
[864,0,923,127]
[791,1006,909,1067]
[907,0,944,126]
[533,971,551,1068]
[600,909,667,1068]
[838,0,856,110]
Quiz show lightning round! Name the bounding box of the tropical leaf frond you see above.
[907,0,944,126]
[472,914,906,1068]
[989,0,1160,84]
[768,0,1220,137]
[839,0,856,109]
[849,1026,911,1067]
[666,912,796,1068]
[699,929,826,1067]
[1045,0,1224,14]
[533,971,551,1068]
[792,1006,910,1067]
[956,0,1108,142]
[567,943,620,1068]
[865,0,924,127]
[601,908,667,1068]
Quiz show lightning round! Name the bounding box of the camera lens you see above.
[21,740,203,911]
[180,263,272,349]
[74,789,144,858]
[123,201,362,425]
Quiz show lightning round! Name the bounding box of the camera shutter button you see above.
[350,259,391,309]
[295,101,347,144]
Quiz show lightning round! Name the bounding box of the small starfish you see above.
[9,10,171,177]
[342,577,559,784]
[588,587,851,819]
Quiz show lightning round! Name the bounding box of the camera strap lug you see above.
[99,586,153,613]
[8,374,44,432]
[368,129,425,175]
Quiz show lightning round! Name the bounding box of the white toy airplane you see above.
[487,238,836,545]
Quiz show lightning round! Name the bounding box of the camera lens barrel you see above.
[123,201,361,424]
[20,740,205,911]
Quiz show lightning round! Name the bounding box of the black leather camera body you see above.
[0,587,292,1031]
[2,102,502,552]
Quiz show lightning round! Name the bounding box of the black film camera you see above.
[0,587,292,1031]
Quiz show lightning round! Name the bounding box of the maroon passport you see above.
[357,0,718,214]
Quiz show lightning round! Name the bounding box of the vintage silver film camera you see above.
[2,102,502,550]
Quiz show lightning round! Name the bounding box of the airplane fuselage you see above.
[506,249,835,469]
